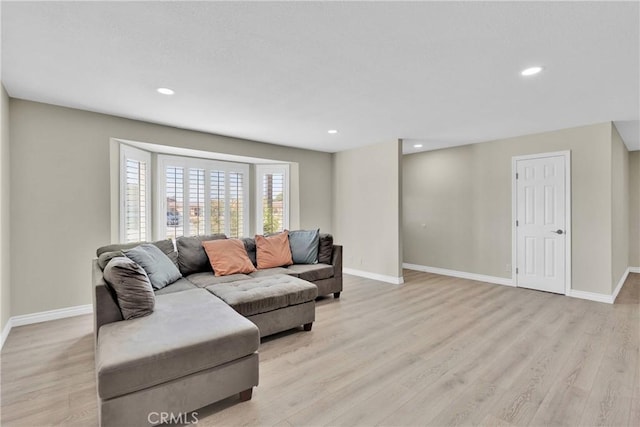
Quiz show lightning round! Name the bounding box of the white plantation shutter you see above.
[120,145,151,243]
[157,155,249,239]
[210,170,225,234]
[189,168,206,236]
[228,172,244,238]
[256,165,289,235]
[165,166,184,240]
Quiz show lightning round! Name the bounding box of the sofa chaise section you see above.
[97,289,259,426]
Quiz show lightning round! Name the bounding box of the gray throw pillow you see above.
[103,257,155,320]
[318,233,333,264]
[289,229,320,264]
[124,244,182,290]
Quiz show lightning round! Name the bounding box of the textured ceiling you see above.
[2,1,638,153]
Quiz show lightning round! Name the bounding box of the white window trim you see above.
[156,154,250,239]
[119,144,152,243]
[255,164,290,235]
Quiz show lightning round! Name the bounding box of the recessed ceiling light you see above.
[157,87,175,95]
[413,144,423,148]
[328,129,338,134]
[521,66,544,76]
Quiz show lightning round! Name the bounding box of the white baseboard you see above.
[405,263,639,305]
[10,304,93,327]
[553,267,634,304]
[402,263,515,287]
[567,289,615,304]
[1,317,12,350]
[343,268,404,285]
[0,304,93,351]
[611,267,630,303]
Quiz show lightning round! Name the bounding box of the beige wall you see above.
[631,151,640,268]
[0,84,10,332]
[333,140,403,279]
[403,123,614,295]
[9,99,333,316]
[611,124,629,291]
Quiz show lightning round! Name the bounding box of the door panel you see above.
[516,155,566,294]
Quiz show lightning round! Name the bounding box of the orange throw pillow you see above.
[202,239,256,277]
[255,231,294,269]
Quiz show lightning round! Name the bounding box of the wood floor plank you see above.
[486,299,591,425]
[1,272,638,427]
[579,285,639,427]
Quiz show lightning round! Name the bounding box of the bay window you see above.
[157,155,250,239]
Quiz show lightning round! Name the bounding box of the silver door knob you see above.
[551,229,564,235]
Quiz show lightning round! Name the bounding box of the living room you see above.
[1,1,639,426]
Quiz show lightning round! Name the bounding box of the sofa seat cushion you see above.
[249,267,296,279]
[206,274,318,317]
[154,278,197,295]
[97,289,259,400]
[187,272,252,288]
[286,264,334,282]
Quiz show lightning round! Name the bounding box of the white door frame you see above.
[511,150,572,295]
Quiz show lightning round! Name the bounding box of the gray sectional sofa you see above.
[93,233,342,426]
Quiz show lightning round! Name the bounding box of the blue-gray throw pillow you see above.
[124,244,182,290]
[289,229,320,264]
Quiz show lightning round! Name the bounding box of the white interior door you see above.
[515,153,568,294]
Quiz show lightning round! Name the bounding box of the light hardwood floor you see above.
[1,271,638,426]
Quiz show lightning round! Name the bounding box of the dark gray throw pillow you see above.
[103,257,155,320]
[318,233,333,264]
[176,234,227,276]
[242,237,258,267]
[289,229,320,264]
[98,250,125,270]
[124,244,182,290]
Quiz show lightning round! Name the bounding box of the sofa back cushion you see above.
[176,234,227,276]
[318,234,334,264]
[103,257,155,320]
[289,229,320,264]
[96,239,178,270]
[124,244,182,290]
[202,239,257,276]
[255,231,294,269]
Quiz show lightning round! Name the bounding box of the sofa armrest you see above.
[93,260,123,337]
[331,245,342,278]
